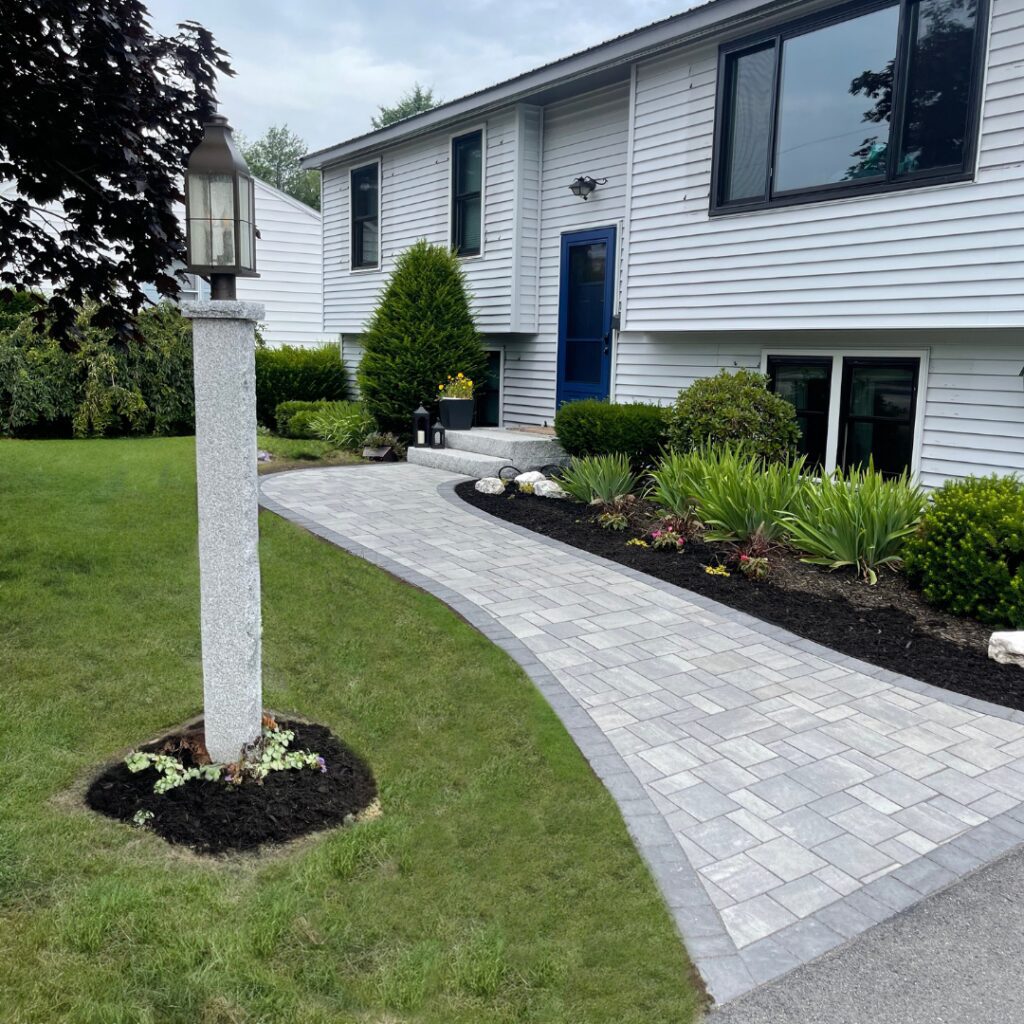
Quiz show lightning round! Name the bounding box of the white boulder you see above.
[989,632,1024,669]
[515,470,547,485]
[534,479,567,499]
[475,477,506,495]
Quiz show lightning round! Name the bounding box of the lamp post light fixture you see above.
[181,111,265,765]
[185,113,258,300]
[568,175,607,201]
[412,405,430,447]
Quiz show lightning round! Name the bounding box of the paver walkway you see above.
[261,463,1024,1006]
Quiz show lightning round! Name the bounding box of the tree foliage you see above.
[358,241,485,436]
[371,84,440,129]
[0,1,231,344]
[237,124,321,210]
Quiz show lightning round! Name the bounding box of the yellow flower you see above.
[457,372,464,379]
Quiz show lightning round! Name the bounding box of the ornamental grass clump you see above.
[557,453,639,505]
[782,464,927,584]
[310,401,375,450]
[649,449,706,526]
[903,474,1024,625]
[686,446,806,544]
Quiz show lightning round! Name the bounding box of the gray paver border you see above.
[258,469,1024,1005]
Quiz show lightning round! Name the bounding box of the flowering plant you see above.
[438,372,473,399]
[737,553,770,580]
[650,528,685,552]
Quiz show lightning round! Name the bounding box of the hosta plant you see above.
[557,453,639,505]
[781,464,927,584]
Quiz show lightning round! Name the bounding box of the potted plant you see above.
[437,373,475,430]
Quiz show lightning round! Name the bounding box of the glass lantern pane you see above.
[238,175,251,217]
[188,219,212,265]
[212,220,235,265]
[239,221,253,269]
[188,175,211,218]
[209,174,234,219]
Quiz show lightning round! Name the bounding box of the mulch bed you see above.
[456,481,1024,712]
[86,720,377,856]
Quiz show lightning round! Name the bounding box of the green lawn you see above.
[0,438,701,1024]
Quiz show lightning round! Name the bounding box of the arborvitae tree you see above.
[358,241,485,436]
[371,84,439,129]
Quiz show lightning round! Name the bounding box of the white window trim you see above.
[448,123,487,261]
[349,157,382,275]
[482,345,505,427]
[759,348,929,479]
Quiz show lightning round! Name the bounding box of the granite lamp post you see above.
[181,113,264,764]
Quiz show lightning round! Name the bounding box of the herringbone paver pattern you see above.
[261,464,1024,1004]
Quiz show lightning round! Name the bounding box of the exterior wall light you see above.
[568,175,607,200]
[185,113,258,299]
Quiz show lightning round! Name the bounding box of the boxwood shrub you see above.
[555,400,669,466]
[904,475,1024,628]
[667,368,800,463]
[255,343,348,428]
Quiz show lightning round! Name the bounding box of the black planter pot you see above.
[439,398,474,430]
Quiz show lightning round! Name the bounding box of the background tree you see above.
[371,84,440,129]
[358,241,485,436]
[237,124,321,210]
[0,1,231,343]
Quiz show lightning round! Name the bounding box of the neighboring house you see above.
[1,176,328,347]
[304,0,1023,486]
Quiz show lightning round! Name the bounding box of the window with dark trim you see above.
[452,130,483,256]
[350,163,379,269]
[767,356,833,470]
[712,0,988,213]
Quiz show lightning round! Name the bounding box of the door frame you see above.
[479,345,504,427]
[556,225,617,409]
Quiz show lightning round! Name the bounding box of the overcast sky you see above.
[147,1,690,153]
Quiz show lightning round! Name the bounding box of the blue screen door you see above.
[556,226,616,407]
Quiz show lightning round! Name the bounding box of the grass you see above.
[256,431,361,474]
[0,438,702,1024]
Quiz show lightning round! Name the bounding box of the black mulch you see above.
[456,481,1024,712]
[85,721,377,855]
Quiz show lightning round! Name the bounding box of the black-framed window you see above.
[767,356,833,470]
[712,0,988,213]
[350,163,379,269]
[839,357,919,476]
[452,130,483,256]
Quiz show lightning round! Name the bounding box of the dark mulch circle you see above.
[456,481,1024,712]
[85,720,377,856]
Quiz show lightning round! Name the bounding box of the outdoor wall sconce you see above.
[431,420,446,449]
[185,112,258,299]
[412,405,430,447]
[568,175,607,200]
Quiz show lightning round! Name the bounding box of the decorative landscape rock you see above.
[475,476,506,495]
[989,632,1024,669]
[534,479,567,499]
[515,470,546,485]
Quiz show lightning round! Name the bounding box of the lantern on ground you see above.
[412,406,430,447]
[185,113,258,300]
[431,419,446,449]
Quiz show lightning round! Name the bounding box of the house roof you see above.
[302,0,788,170]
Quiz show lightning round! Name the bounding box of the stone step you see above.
[407,446,516,478]
[442,427,566,466]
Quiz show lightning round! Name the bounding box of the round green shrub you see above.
[255,343,348,429]
[667,368,800,463]
[904,475,1024,628]
[554,400,669,466]
[357,240,486,437]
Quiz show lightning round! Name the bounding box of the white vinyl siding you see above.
[623,0,1024,332]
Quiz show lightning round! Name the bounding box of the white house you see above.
[304,0,1023,486]
[1,176,328,347]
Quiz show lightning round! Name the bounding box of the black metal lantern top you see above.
[412,405,430,448]
[568,175,607,200]
[185,113,258,298]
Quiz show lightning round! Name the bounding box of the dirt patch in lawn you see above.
[456,481,1024,712]
[85,720,377,855]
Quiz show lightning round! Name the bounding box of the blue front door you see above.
[556,227,616,407]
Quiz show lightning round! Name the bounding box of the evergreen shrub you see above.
[667,369,800,463]
[555,400,669,466]
[357,241,485,436]
[255,343,348,428]
[904,476,1024,627]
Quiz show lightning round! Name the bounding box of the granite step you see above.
[407,447,515,478]
[442,427,566,466]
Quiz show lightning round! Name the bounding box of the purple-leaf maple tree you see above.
[0,1,232,344]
